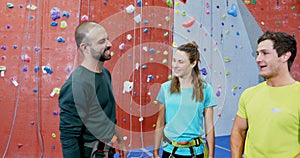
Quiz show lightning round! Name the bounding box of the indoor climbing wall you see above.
[0,0,80,157]
[0,0,174,157]
[0,0,299,157]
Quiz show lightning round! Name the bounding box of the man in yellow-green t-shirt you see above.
[230,31,300,158]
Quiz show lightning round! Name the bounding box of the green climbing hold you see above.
[7,3,14,8]
[166,0,173,8]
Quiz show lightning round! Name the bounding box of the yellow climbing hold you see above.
[26,4,37,10]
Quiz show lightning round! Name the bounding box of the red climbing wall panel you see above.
[245,0,300,80]
[0,0,79,157]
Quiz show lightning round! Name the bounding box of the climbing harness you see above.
[163,134,208,158]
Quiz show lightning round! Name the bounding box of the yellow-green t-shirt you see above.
[237,81,300,158]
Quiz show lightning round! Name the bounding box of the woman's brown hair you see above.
[170,41,204,102]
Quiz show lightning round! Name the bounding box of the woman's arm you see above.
[204,107,215,158]
[153,103,166,158]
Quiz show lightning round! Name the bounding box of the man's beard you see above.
[99,46,111,62]
[91,46,111,62]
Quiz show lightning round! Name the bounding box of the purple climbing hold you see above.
[50,7,61,21]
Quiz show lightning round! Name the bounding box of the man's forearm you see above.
[230,129,246,158]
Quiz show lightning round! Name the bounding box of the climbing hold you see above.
[13,45,17,49]
[57,36,65,43]
[42,66,53,74]
[1,56,6,60]
[34,66,39,73]
[1,45,7,50]
[122,81,133,94]
[149,48,155,54]
[141,65,147,70]
[123,136,128,140]
[10,77,18,86]
[53,111,59,115]
[244,0,250,4]
[216,90,221,97]
[225,71,230,76]
[126,34,132,41]
[20,54,31,62]
[22,66,28,72]
[119,43,125,50]
[26,4,37,10]
[221,14,227,19]
[168,75,172,80]
[0,66,7,77]
[50,21,58,26]
[181,11,186,16]
[60,20,67,29]
[137,0,142,7]
[224,57,231,63]
[6,25,11,29]
[143,28,149,33]
[51,145,55,149]
[30,121,35,125]
[147,75,154,82]
[110,51,114,57]
[33,88,38,93]
[34,47,40,52]
[7,3,14,8]
[134,14,141,23]
[103,1,108,5]
[200,68,207,75]
[165,16,171,22]
[180,0,187,4]
[164,32,169,37]
[153,100,158,105]
[81,15,89,21]
[182,17,195,28]
[144,20,149,24]
[50,7,61,21]
[123,118,127,122]
[62,11,70,18]
[17,143,23,148]
[166,0,173,7]
[135,63,140,70]
[143,46,148,52]
[138,117,143,122]
[175,2,180,7]
[52,133,57,138]
[125,4,135,14]
[162,59,167,64]
[50,88,60,97]
[172,42,178,48]
[232,85,238,91]
[227,4,237,17]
